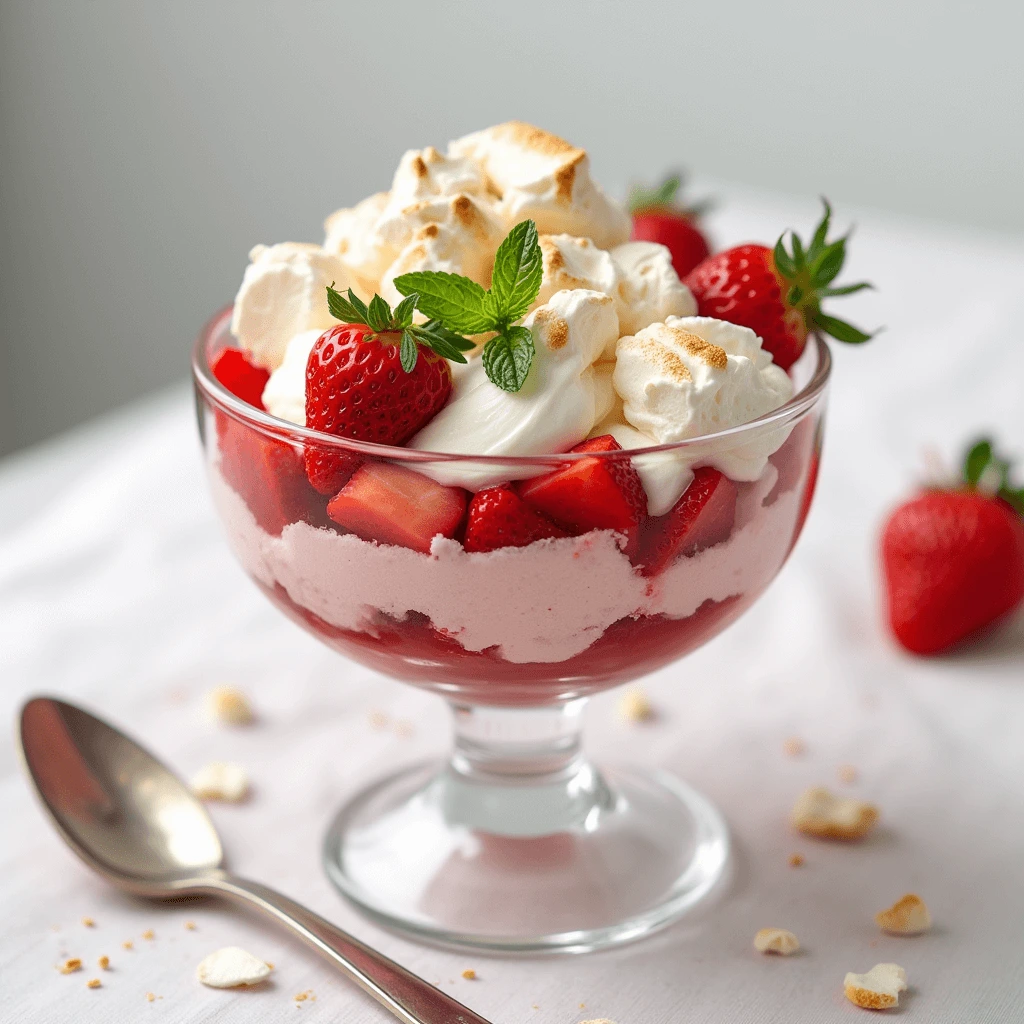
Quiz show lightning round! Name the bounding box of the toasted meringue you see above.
[753,927,800,955]
[535,234,621,325]
[612,241,697,335]
[410,289,618,488]
[262,329,319,426]
[190,761,249,802]
[231,243,349,371]
[875,894,932,935]
[450,121,631,249]
[323,191,390,295]
[843,963,907,1010]
[791,786,879,840]
[196,947,272,988]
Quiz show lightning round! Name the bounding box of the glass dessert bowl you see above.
[192,307,830,952]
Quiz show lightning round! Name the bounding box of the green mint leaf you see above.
[399,330,419,373]
[421,320,475,351]
[392,293,418,329]
[407,322,473,363]
[393,271,494,334]
[366,294,392,333]
[488,219,543,324]
[806,198,832,263]
[811,238,847,288]
[773,236,796,279]
[482,325,535,393]
[820,281,873,297]
[813,312,874,344]
[327,284,365,324]
[964,439,993,486]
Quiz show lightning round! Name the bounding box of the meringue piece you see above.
[611,241,697,335]
[196,947,272,988]
[613,316,794,482]
[262,329,319,426]
[618,686,655,722]
[875,894,932,935]
[410,289,618,489]
[191,761,249,802]
[204,685,255,725]
[535,235,621,330]
[379,194,505,307]
[323,191,390,295]
[791,786,879,840]
[753,927,800,955]
[450,121,631,249]
[390,146,491,208]
[843,963,907,1010]
[231,243,349,371]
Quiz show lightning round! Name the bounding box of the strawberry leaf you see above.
[773,236,797,279]
[392,293,418,329]
[393,270,493,334]
[806,199,832,263]
[327,284,369,325]
[820,281,873,297]
[790,232,807,271]
[488,219,543,324]
[812,312,873,344]
[399,330,419,373]
[366,294,392,333]
[482,325,535,393]
[964,438,993,486]
[811,238,847,287]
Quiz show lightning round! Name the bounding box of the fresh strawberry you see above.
[518,435,648,556]
[464,486,567,553]
[326,461,468,553]
[629,173,711,278]
[684,201,873,371]
[637,467,738,576]
[880,439,1024,655]
[211,348,270,409]
[217,415,320,536]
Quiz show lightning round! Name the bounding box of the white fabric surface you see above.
[2,192,1023,1024]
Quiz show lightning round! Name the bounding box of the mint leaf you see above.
[399,330,419,373]
[392,293,418,329]
[488,219,543,324]
[366,294,392,333]
[327,284,366,324]
[482,325,535,393]
[393,271,493,334]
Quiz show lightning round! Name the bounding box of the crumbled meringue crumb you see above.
[98,956,110,970]
[788,852,805,867]
[141,930,155,940]
[782,737,805,757]
[838,764,859,784]
[875,894,932,935]
[146,992,156,1002]
[791,786,879,840]
[754,927,800,955]
[579,1019,618,1024]
[86,978,102,989]
[619,686,654,722]
[184,921,197,931]
[81,916,95,927]
[60,958,82,974]
[843,963,907,1009]
[196,947,272,988]
[122,941,133,950]
[191,761,250,802]
[204,686,255,726]
[461,969,477,980]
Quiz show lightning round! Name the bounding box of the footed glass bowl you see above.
[193,306,830,952]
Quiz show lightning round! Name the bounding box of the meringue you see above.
[613,316,793,481]
[535,234,621,340]
[261,329,319,426]
[196,947,272,989]
[323,191,389,297]
[843,964,907,1010]
[450,121,631,249]
[410,289,619,489]
[612,241,697,335]
[231,243,349,371]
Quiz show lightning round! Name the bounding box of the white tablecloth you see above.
[2,192,1023,1024]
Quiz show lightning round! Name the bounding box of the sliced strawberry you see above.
[464,486,567,553]
[637,467,737,576]
[217,414,321,536]
[518,435,648,556]
[326,462,468,554]
[211,348,271,409]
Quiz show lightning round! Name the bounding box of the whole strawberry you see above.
[629,173,711,279]
[881,439,1024,655]
[304,288,473,494]
[684,201,873,371]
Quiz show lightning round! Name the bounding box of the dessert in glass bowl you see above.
[193,122,866,952]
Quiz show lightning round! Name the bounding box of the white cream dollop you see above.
[612,241,697,335]
[449,122,631,250]
[230,243,349,371]
[410,289,618,489]
[613,316,794,482]
[261,329,319,426]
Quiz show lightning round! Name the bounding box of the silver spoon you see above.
[18,695,493,1024]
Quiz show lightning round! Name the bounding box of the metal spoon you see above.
[18,696,493,1024]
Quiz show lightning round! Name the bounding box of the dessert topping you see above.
[191,761,249,803]
[843,963,907,1010]
[875,894,932,935]
[196,947,272,989]
[753,927,800,955]
[791,786,879,840]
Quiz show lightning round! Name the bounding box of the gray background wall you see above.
[2,0,1022,457]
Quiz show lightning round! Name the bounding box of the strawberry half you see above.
[211,348,270,409]
[684,201,874,371]
[518,435,648,556]
[464,486,567,553]
[636,467,738,576]
[629,173,711,278]
[880,439,1024,655]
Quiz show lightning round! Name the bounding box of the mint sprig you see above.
[325,283,475,372]
[394,220,544,393]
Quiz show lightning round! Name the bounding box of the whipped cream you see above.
[410,289,618,489]
[449,122,631,250]
[613,316,794,482]
[261,329,319,425]
[231,243,349,371]
[612,241,697,335]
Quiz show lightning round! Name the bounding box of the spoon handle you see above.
[202,874,494,1024]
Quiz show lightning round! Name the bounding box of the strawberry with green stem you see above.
[629,172,712,278]
[685,200,875,371]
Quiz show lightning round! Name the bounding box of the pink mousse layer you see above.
[210,462,799,665]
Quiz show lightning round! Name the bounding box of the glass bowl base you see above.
[323,760,729,953]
